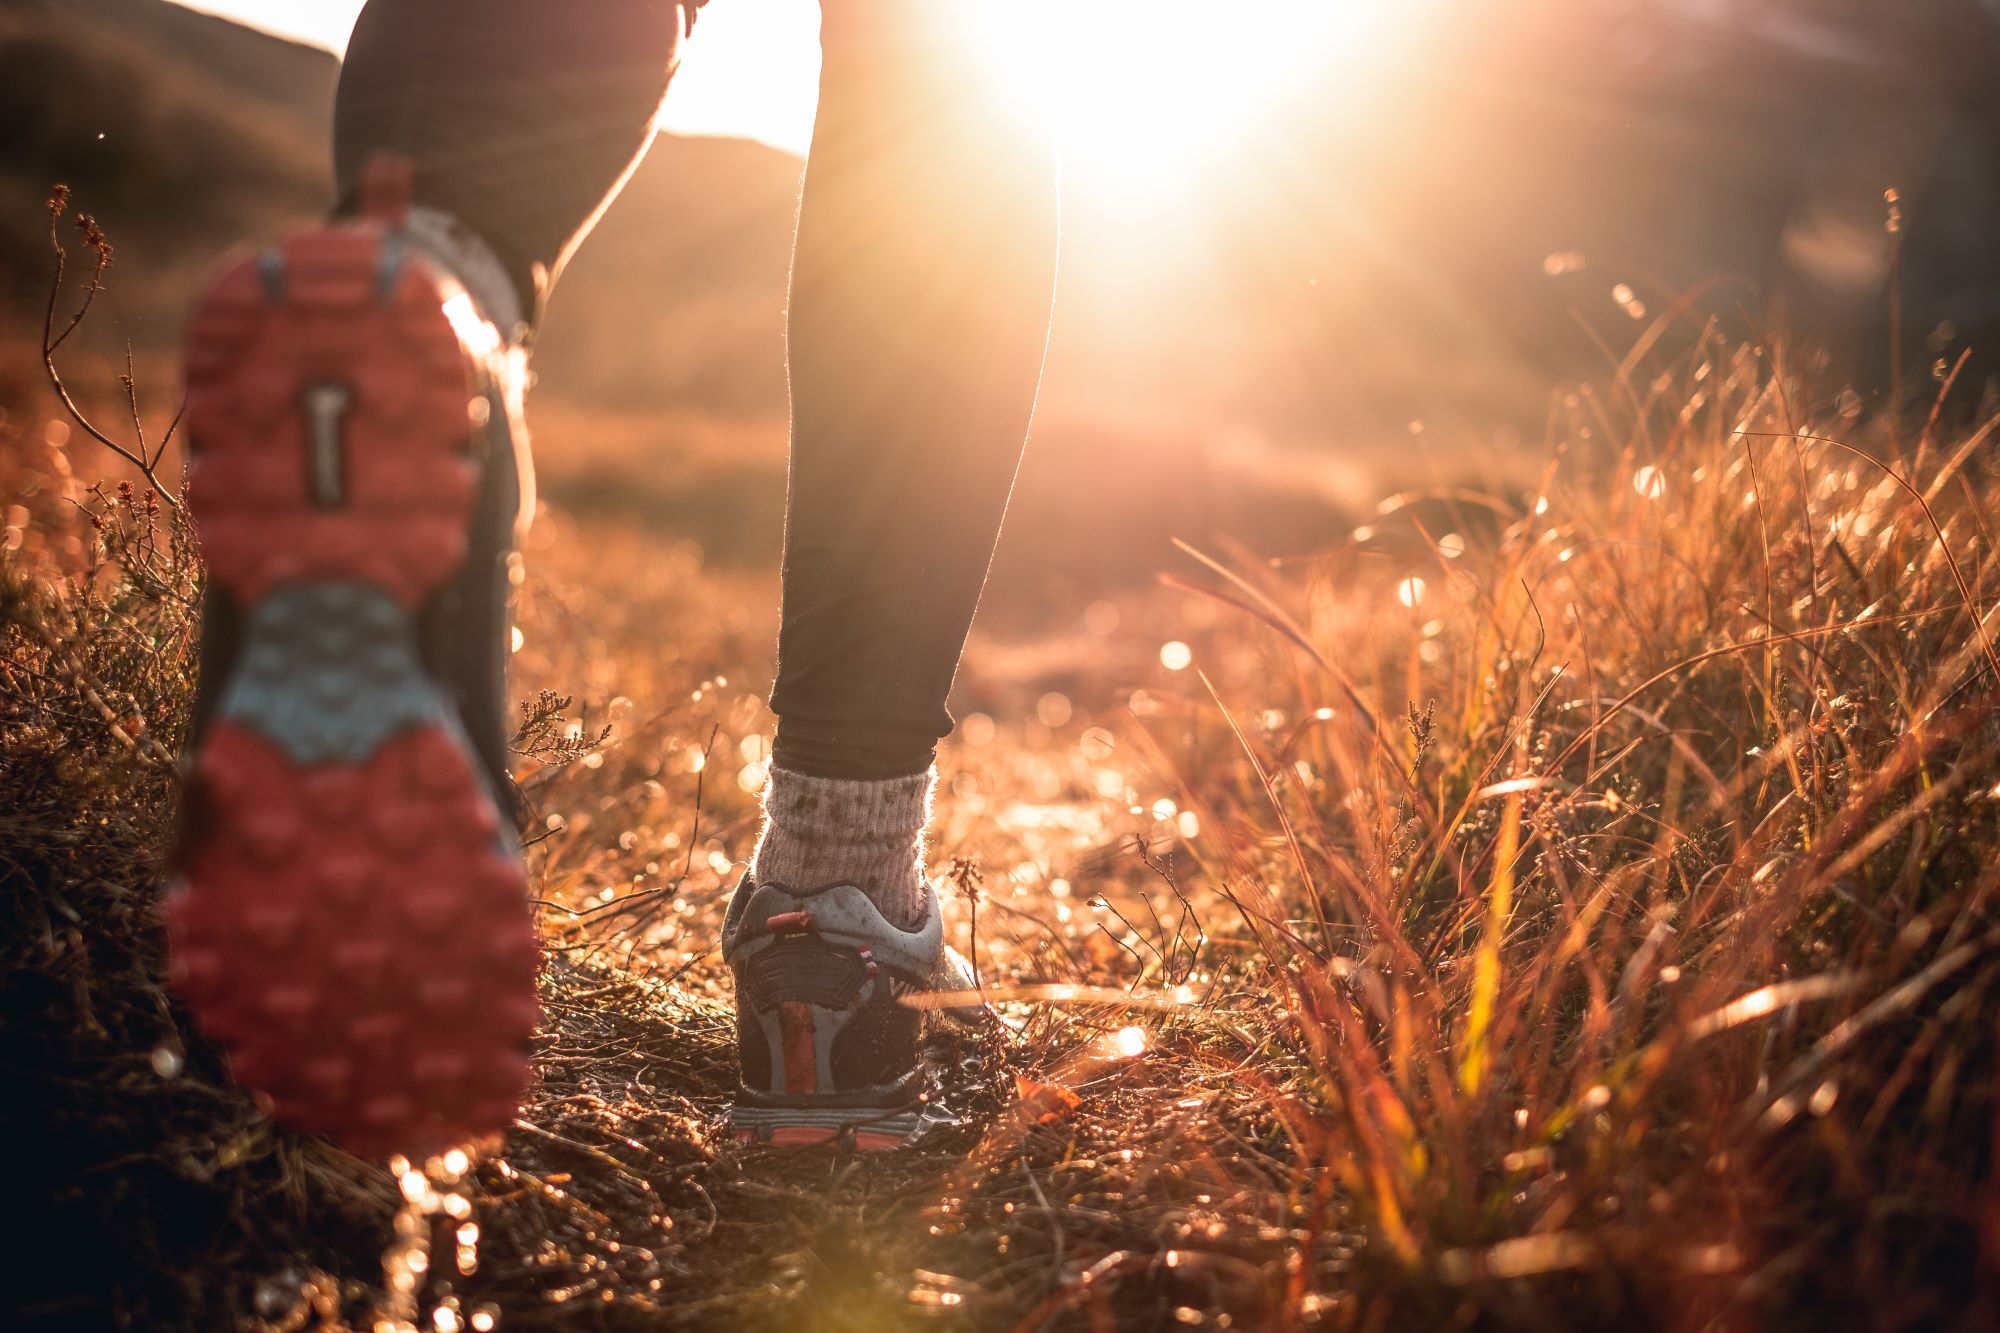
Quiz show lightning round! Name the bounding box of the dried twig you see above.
[41,185,184,507]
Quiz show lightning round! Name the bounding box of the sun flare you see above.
[962,1,1417,207]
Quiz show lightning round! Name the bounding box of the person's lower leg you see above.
[755,6,1060,923]
[173,0,696,1155]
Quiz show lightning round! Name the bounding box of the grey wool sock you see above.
[748,765,935,929]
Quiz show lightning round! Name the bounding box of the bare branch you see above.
[40,185,182,509]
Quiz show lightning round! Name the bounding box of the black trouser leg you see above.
[770,8,1060,780]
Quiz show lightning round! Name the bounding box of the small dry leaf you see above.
[1014,1076,1081,1124]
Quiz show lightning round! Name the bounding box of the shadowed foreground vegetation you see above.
[6,208,2000,1329]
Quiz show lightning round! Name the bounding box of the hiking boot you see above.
[723,876,993,1150]
[164,157,539,1159]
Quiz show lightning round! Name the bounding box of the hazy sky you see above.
[167,2,1417,219]
[173,0,824,154]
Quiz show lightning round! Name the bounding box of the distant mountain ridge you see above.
[0,0,332,321]
[10,0,336,134]
[0,0,804,419]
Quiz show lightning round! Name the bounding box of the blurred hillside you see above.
[5,0,1999,592]
[0,0,331,323]
[0,0,805,420]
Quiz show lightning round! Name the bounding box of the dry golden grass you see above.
[497,328,2000,1329]
[6,226,2000,1328]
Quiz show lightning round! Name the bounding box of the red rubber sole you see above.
[182,227,483,606]
[170,724,538,1155]
[166,223,538,1159]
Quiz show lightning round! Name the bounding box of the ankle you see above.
[748,765,934,930]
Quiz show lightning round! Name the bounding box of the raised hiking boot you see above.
[163,157,539,1159]
[723,877,994,1150]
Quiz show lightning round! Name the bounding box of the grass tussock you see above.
[5,209,2000,1330]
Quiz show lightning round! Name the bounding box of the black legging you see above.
[334,0,1059,780]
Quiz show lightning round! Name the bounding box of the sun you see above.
[961,1,1418,208]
